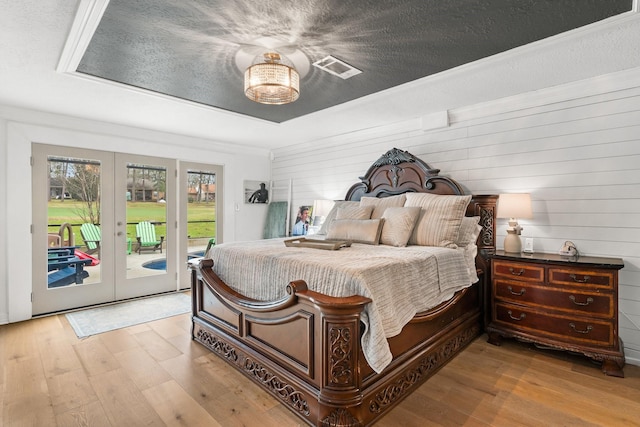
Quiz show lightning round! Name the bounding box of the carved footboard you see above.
[191,259,482,426]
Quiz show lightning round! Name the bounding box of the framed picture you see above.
[291,205,312,236]
[244,180,269,204]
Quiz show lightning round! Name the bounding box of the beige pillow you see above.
[456,216,482,247]
[336,205,374,220]
[359,194,407,219]
[317,201,359,235]
[326,219,384,245]
[405,193,472,248]
[380,206,421,247]
[456,216,482,284]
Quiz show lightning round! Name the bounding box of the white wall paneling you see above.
[0,119,8,324]
[272,68,640,366]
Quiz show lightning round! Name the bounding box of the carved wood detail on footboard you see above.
[191,259,483,426]
[191,259,373,425]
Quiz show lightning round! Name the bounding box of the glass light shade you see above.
[244,53,300,105]
[497,193,533,219]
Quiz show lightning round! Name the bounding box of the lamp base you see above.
[504,231,522,253]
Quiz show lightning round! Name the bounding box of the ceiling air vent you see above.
[312,56,362,79]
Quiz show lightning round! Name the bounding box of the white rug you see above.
[66,292,191,338]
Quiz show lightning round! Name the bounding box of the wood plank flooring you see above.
[1,312,639,426]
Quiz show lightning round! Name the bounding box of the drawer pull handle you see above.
[569,274,590,283]
[569,295,594,306]
[569,323,593,334]
[509,267,525,276]
[507,286,525,296]
[507,310,526,321]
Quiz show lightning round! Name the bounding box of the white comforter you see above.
[206,238,473,373]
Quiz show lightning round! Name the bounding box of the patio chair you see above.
[205,237,216,254]
[80,223,101,255]
[136,221,164,254]
[47,250,91,288]
[48,246,77,270]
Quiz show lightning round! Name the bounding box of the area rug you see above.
[65,292,191,338]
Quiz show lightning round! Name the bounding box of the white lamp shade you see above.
[311,199,335,225]
[497,193,532,219]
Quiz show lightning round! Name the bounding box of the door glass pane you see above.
[187,170,217,257]
[47,156,101,288]
[126,163,167,278]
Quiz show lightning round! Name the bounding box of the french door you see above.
[32,144,177,315]
[179,161,223,289]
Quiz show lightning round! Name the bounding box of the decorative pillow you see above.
[359,194,407,219]
[380,206,421,247]
[405,193,472,248]
[462,243,480,284]
[326,219,384,245]
[456,216,482,247]
[455,216,482,284]
[336,205,374,220]
[316,201,359,235]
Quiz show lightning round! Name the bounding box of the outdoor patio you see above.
[78,241,209,283]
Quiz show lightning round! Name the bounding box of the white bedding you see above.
[206,238,474,373]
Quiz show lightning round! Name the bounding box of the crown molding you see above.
[56,0,110,73]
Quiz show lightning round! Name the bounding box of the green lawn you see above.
[48,200,216,249]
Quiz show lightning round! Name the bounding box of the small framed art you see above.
[244,180,269,204]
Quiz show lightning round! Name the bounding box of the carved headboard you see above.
[344,148,497,255]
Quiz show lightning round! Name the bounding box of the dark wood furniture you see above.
[487,250,625,377]
[190,148,498,426]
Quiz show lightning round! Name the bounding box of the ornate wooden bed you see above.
[190,148,497,426]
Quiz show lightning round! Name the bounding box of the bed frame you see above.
[190,148,497,426]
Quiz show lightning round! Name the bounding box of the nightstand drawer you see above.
[493,261,544,282]
[493,303,614,347]
[549,267,614,289]
[493,280,614,318]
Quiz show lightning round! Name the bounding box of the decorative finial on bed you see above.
[372,148,416,167]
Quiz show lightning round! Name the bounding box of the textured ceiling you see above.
[76,0,632,123]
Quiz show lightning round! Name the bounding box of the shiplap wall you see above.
[271,70,640,365]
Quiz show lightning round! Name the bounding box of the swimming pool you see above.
[142,252,204,270]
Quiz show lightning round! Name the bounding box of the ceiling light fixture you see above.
[244,52,300,105]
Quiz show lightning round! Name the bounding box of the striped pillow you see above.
[359,194,407,219]
[456,216,482,247]
[336,205,374,220]
[380,206,421,247]
[405,193,472,248]
[327,219,384,245]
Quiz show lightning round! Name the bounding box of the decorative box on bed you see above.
[190,148,497,426]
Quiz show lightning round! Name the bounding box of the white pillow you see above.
[405,193,472,248]
[326,219,384,245]
[316,201,359,235]
[455,216,482,284]
[359,194,407,219]
[380,206,421,247]
[456,216,482,247]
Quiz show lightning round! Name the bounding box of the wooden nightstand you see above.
[486,250,625,377]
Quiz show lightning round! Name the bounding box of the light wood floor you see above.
[1,312,639,426]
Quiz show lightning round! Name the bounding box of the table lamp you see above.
[311,199,335,227]
[497,193,532,253]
